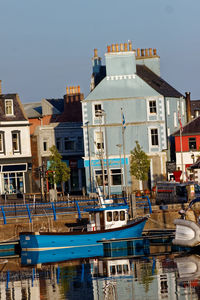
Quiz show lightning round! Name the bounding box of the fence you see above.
[0,196,152,225]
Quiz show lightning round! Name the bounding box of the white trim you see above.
[5,99,14,116]
[167,100,170,115]
[174,112,177,127]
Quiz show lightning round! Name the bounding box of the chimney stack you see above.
[94,48,98,58]
[185,92,191,122]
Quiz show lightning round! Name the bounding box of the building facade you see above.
[0,82,32,195]
[82,42,187,195]
[173,116,200,183]
[23,86,85,194]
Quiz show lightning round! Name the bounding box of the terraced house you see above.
[0,81,32,195]
[82,42,187,195]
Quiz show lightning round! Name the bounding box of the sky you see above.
[0,0,200,103]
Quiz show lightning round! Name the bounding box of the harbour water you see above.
[0,237,199,299]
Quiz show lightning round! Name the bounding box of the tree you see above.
[48,145,70,194]
[130,141,150,189]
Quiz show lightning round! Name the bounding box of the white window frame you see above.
[110,168,123,186]
[94,130,104,153]
[149,100,157,114]
[167,100,170,115]
[174,112,177,127]
[150,128,159,147]
[43,140,48,152]
[5,99,14,116]
[92,102,104,123]
[12,132,20,153]
[0,132,4,153]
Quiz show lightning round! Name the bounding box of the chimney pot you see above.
[124,43,128,51]
[111,44,115,52]
[78,85,80,93]
[107,45,111,53]
[128,41,132,51]
[72,86,75,94]
[115,44,119,52]
[120,43,123,51]
[145,48,148,56]
[141,49,144,56]
[149,48,153,56]
[153,48,157,56]
[185,92,191,122]
[69,86,72,94]
[66,86,69,95]
[136,48,140,57]
[94,48,98,57]
[0,80,2,95]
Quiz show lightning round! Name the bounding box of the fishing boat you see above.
[20,194,151,252]
[173,198,200,247]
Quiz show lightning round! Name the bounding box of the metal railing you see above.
[0,196,152,225]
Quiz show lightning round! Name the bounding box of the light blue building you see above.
[82,42,187,195]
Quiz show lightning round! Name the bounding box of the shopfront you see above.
[0,164,27,194]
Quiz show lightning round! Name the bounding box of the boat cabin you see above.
[86,206,129,232]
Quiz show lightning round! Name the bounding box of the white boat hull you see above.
[173,218,200,247]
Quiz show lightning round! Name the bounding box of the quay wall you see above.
[0,203,200,242]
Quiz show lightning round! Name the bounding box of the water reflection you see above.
[1,243,200,299]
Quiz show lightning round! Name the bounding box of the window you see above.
[113,211,119,221]
[5,99,13,115]
[94,104,102,117]
[56,138,61,151]
[43,141,47,152]
[64,138,75,151]
[107,212,112,222]
[120,211,125,221]
[95,131,104,150]
[111,169,122,185]
[0,132,5,153]
[149,101,157,114]
[95,169,107,186]
[189,137,196,150]
[151,129,159,146]
[12,131,20,152]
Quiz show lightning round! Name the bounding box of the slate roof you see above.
[136,65,183,98]
[0,94,27,121]
[173,116,200,136]
[191,100,200,117]
[23,102,42,118]
[46,99,64,113]
[85,64,183,101]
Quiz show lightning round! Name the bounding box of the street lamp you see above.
[85,121,93,193]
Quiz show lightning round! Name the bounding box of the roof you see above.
[173,115,200,136]
[136,65,183,98]
[85,64,183,101]
[191,100,200,117]
[0,94,27,121]
[46,99,64,113]
[23,102,42,118]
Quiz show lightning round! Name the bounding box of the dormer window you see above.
[5,99,13,115]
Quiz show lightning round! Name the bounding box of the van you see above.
[156,181,200,205]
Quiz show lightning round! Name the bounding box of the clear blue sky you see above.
[0,0,199,102]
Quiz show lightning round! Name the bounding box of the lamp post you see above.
[85,121,93,193]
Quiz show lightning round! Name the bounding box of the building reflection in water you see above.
[1,254,200,299]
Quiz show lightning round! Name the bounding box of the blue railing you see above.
[136,195,152,214]
[0,196,152,224]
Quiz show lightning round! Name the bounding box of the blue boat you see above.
[20,198,150,252]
